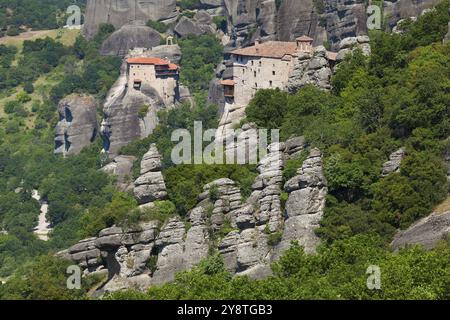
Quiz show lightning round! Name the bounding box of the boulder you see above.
[382,148,406,176]
[101,155,136,192]
[100,23,162,57]
[140,144,162,174]
[174,17,204,37]
[54,94,98,156]
[392,210,450,250]
[133,144,167,205]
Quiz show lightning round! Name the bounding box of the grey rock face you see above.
[202,178,244,231]
[252,142,285,232]
[288,46,333,92]
[100,23,162,57]
[54,94,98,156]
[335,35,371,61]
[384,0,442,31]
[138,45,182,65]
[323,0,368,50]
[391,210,450,250]
[382,147,406,176]
[133,144,167,205]
[59,139,330,291]
[101,155,136,192]
[275,148,327,255]
[284,136,307,159]
[277,0,320,43]
[174,11,219,38]
[140,144,163,174]
[444,22,450,44]
[57,221,160,278]
[83,0,177,39]
[152,217,187,284]
[174,17,204,37]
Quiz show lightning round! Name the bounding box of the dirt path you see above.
[32,190,52,241]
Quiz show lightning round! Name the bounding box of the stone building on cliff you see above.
[126,57,180,106]
[222,36,315,107]
[218,36,336,137]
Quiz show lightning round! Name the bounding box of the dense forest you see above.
[0,0,85,35]
[0,0,449,300]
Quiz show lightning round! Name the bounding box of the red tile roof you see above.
[127,57,179,70]
[221,79,235,86]
[231,41,299,59]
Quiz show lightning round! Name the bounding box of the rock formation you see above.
[59,138,328,291]
[133,144,167,207]
[335,35,371,62]
[83,0,443,51]
[54,94,98,155]
[382,147,406,176]
[57,221,161,292]
[83,0,177,39]
[391,210,450,250]
[444,22,450,44]
[100,23,162,57]
[100,46,182,155]
[287,45,333,92]
[384,0,443,31]
[277,148,328,255]
[101,155,136,192]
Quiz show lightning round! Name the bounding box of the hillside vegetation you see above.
[0,1,449,300]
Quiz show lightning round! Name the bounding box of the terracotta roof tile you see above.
[127,57,174,66]
[221,79,235,86]
[231,41,299,59]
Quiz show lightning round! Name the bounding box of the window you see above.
[255,83,258,88]
[254,71,257,77]
[269,80,273,87]
[272,71,276,76]
[251,60,254,66]
[242,69,245,74]
[259,61,262,67]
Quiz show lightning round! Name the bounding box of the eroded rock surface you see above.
[101,155,136,192]
[100,23,162,57]
[59,142,328,290]
[382,147,406,176]
[83,0,177,39]
[391,210,450,250]
[54,94,98,155]
[288,46,333,92]
[133,144,167,206]
[276,148,328,256]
